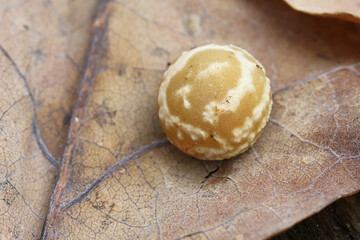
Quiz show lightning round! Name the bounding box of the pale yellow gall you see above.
[158,44,272,160]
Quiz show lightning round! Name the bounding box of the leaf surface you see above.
[0,0,97,238]
[0,0,359,239]
[283,0,360,23]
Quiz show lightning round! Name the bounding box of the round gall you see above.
[158,44,272,160]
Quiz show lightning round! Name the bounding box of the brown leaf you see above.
[283,0,360,23]
[1,0,360,239]
[0,0,97,239]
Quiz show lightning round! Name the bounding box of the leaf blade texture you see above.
[0,0,359,239]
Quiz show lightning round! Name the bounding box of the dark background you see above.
[273,192,360,240]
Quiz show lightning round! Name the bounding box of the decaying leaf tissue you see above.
[0,0,359,239]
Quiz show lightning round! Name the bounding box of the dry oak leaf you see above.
[0,0,359,239]
[0,0,97,239]
[283,0,360,23]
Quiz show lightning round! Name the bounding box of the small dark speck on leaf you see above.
[226,100,230,103]
[256,64,263,69]
[167,62,171,67]
[63,112,71,126]
[34,49,43,56]
[118,66,126,76]
[108,111,117,118]
[201,166,220,183]
[3,198,11,206]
